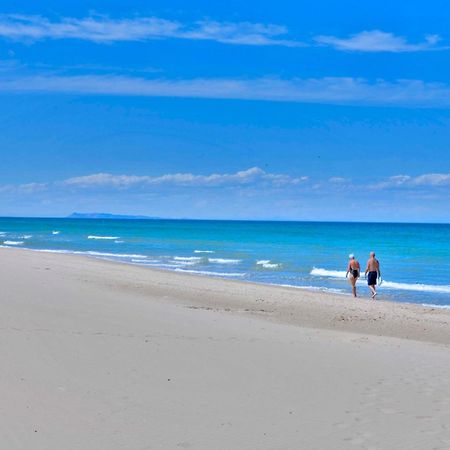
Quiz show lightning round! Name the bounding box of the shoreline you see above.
[2,244,450,310]
[2,246,449,345]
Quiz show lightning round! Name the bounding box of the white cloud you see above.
[181,20,301,46]
[373,173,450,189]
[0,182,48,194]
[3,72,450,107]
[63,173,148,188]
[17,182,49,193]
[59,171,450,192]
[62,167,308,189]
[2,171,450,199]
[412,173,450,186]
[0,15,444,54]
[0,14,302,47]
[328,177,349,183]
[315,30,442,52]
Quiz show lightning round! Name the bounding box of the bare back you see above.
[366,257,379,272]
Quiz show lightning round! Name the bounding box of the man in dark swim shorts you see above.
[365,251,381,299]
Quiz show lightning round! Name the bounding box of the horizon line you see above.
[1,215,449,226]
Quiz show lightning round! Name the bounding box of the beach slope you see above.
[1,248,449,449]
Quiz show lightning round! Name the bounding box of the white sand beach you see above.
[1,247,449,449]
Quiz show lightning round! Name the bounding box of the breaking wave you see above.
[3,240,24,245]
[256,260,282,269]
[209,258,241,264]
[310,267,450,294]
[174,268,246,277]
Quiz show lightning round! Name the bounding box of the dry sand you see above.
[1,247,449,449]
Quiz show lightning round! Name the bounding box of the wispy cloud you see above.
[62,167,308,189]
[0,14,302,47]
[373,173,450,189]
[3,169,450,195]
[328,177,349,183]
[3,72,450,107]
[1,15,445,54]
[0,182,48,194]
[315,30,442,52]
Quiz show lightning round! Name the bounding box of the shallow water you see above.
[1,218,449,306]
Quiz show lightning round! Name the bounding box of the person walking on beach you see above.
[365,251,381,299]
[346,254,360,297]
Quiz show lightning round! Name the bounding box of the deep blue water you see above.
[1,218,449,306]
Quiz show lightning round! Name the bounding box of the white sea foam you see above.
[173,256,202,262]
[275,283,345,294]
[70,251,147,259]
[421,303,450,309]
[27,248,148,259]
[174,269,246,277]
[36,249,71,254]
[310,267,347,278]
[381,281,450,294]
[87,235,119,240]
[194,250,215,254]
[310,267,450,294]
[209,258,241,264]
[131,259,160,263]
[19,235,32,239]
[135,262,183,268]
[173,256,240,265]
[263,263,282,269]
[172,260,199,266]
[256,260,282,269]
[3,240,24,245]
[52,231,60,235]
[114,240,124,243]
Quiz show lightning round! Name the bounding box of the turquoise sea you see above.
[1,217,449,307]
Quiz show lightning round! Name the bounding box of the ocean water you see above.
[1,217,449,307]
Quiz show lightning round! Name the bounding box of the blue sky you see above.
[1,0,450,221]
